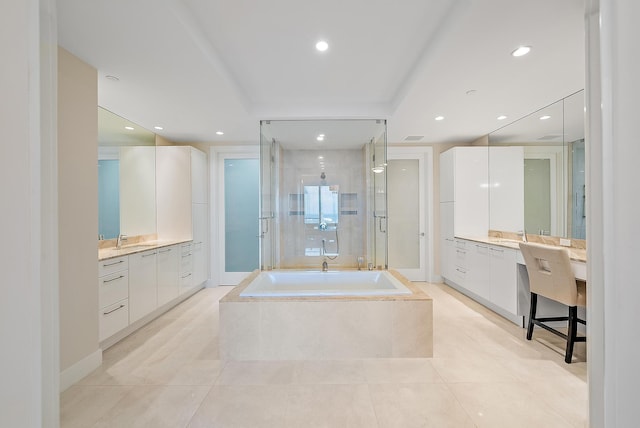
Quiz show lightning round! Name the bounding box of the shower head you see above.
[320,172,326,180]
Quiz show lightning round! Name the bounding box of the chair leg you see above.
[526,292,538,340]
[565,306,578,363]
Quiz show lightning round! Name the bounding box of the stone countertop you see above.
[456,235,587,263]
[221,269,432,303]
[98,239,192,261]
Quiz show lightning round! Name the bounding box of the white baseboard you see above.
[59,348,102,392]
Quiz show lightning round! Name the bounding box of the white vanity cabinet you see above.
[98,256,129,341]
[179,242,194,294]
[192,203,208,287]
[488,245,518,315]
[128,249,158,323]
[156,245,179,307]
[444,239,520,323]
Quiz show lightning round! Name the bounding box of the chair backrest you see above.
[519,242,578,306]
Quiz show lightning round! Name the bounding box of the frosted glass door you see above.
[387,154,427,281]
[222,157,259,284]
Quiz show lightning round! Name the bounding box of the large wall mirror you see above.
[98,107,156,240]
[488,90,585,239]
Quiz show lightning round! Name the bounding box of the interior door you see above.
[387,152,427,281]
[218,153,260,285]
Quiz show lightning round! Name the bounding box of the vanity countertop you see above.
[456,235,587,263]
[98,239,192,261]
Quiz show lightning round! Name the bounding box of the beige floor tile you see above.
[362,358,443,384]
[92,385,210,428]
[292,360,367,384]
[431,355,520,383]
[369,383,476,428]
[60,385,133,428]
[187,385,291,428]
[215,360,298,385]
[285,384,378,428]
[448,382,575,428]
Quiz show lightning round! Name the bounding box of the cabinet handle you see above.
[181,273,192,279]
[103,304,125,315]
[445,238,454,242]
[103,275,124,284]
[158,248,172,253]
[475,244,488,249]
[182,253,192,258]
[142,252,157,257]
[455,268,466,273]
[103,260,124,267]
[490,247,504,253]
[456,250,466,254]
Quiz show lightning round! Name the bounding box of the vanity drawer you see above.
[180,271,193,291]
[99,299,129,341]
[99,256,129,277]
[99,270,129,309]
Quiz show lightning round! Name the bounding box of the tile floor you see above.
[61,282,587,427]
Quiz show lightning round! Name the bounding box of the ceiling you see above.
[57,0,585,145]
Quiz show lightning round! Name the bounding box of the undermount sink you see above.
[120,244,156,251]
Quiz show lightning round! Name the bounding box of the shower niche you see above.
[259,119,388,270]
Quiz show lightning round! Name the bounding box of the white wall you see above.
[587,0,640,426]
[0,0,59,426]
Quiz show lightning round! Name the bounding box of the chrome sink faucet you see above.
[116,234,128,249]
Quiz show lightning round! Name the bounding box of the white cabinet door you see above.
[191,148,208,204]
[439,147,488,238]
[156,146,192,240]
[440,202,454,280]
[453,148,488,237]
[156,245,179,306]
[439,149,454,202]
[192,203,208,286]
[468,242,490,298]
[128,249,158,323]
[489,245,518,315]
[179,243,194,294]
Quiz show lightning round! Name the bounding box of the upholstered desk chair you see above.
[519,242,586,363]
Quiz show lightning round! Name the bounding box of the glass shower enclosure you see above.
[259,119,388,271]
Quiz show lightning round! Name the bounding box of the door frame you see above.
[210,145,260,285]
[387,146,435,282]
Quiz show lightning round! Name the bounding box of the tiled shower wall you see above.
[279,148,366,269]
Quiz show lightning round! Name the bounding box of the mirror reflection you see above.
[98,107,156,240]
[488,90,585,239]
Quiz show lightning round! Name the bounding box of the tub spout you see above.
[322,260,329,272]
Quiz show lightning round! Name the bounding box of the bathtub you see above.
[239,270,412,297]
[220,269,433,360]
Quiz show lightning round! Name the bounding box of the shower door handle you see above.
[378,216,387,233]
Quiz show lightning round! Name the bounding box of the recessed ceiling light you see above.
[154,126,163,130]
[539,115,551,120]
[315,40,329,52]
[511,46,531,57]
[371,166,385,174]
[124,126,134,130]
[216,131,224,135]
[435,116,444,121]
[105,75,119,81]
[317,134,325,141]
[318,156,324,160]
[497,115,508,120]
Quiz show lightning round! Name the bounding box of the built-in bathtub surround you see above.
[220,269,433,360]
